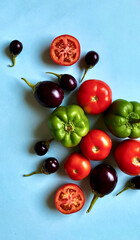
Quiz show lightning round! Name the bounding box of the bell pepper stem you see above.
[9,55,16,67]
[129,118,140,124]
[86,192,99,213]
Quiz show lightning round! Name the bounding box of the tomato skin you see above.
[64,152,91,180]
[50,35,80,66]
[77,80,112,114]
[114,139,140,176]
[55,183,85,214]
[80,129,112,161]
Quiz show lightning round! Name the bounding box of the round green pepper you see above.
[104,99,140,138]
[48,105,90,147]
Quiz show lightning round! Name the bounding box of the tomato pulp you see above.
[50,35,80,66]
[114,139,140,176]
[55,183,85,214]
[64,152,91,180]
[77,79,112,114]
[80,129,112,160]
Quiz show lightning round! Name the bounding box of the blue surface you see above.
[0,0,140,240]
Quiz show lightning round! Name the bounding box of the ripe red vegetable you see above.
[50,35,80,66]
[114,139,140,176]
[80,129,112,161]
[77,79,112,114]
[64,152,91,180]
[55,183,85,214]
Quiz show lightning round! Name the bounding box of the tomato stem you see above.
[9,55,16,67]
[86,192,99,213]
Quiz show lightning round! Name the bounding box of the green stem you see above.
[129,118,140,124]
[116,182,135,196]
[116,186,130,196]
[21,78,36,93]
[44,138,54,145]
[80,68,89,83]
[9,55,16,67]
[23,170,43,177]
[86,193,99,213]
[46,72,62,80]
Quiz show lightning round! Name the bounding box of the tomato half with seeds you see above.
[50,35,80,66]
[77,79,112,115]
[55,183,85,214]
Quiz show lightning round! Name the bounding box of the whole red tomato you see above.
[77,79,112,114]
[114,139,140,176]
[80,129,112,161]
[55,183,85,214]
[64,152,91,180]
[50,35,80,66]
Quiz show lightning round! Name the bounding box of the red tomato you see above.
[80,129,112,161]
[55,183,85,214]
[77,79,112,114]
[50,35,80,66]
[64,152,91,180]
[114,139,140,176]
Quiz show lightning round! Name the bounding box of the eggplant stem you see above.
[86,193,99,213]
[116,186,130,196]
[9,55,16,67]
[23,170,43,177]
[45,138,54,145]
[46,72,60,78]
[21,78,36,92]
[80,68,89,83]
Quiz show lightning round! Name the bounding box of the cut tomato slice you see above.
[50,35,80,66]
[55,183,85,214]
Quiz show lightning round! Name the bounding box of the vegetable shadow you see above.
[41,46,58,67]
[57,145,80,178]
[102,137,122,170]
[46,184,66,210]
[79,175,92,202]
[65,89,78,106]
[24,90,52,153]
[78,55,86,81]
[4,46,12,66]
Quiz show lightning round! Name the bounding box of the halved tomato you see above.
[50,35,80,66]
[55,183,85,214]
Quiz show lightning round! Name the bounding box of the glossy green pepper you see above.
[48,105,90,147]
[104,99,140,138]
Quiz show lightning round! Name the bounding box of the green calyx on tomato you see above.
[48,105,90,147]
[104,99,140,138]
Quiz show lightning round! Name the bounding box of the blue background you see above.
[0,0,140,239]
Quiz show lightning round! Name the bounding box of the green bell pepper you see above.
[104,99,140,138]
[48,105,90,147]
